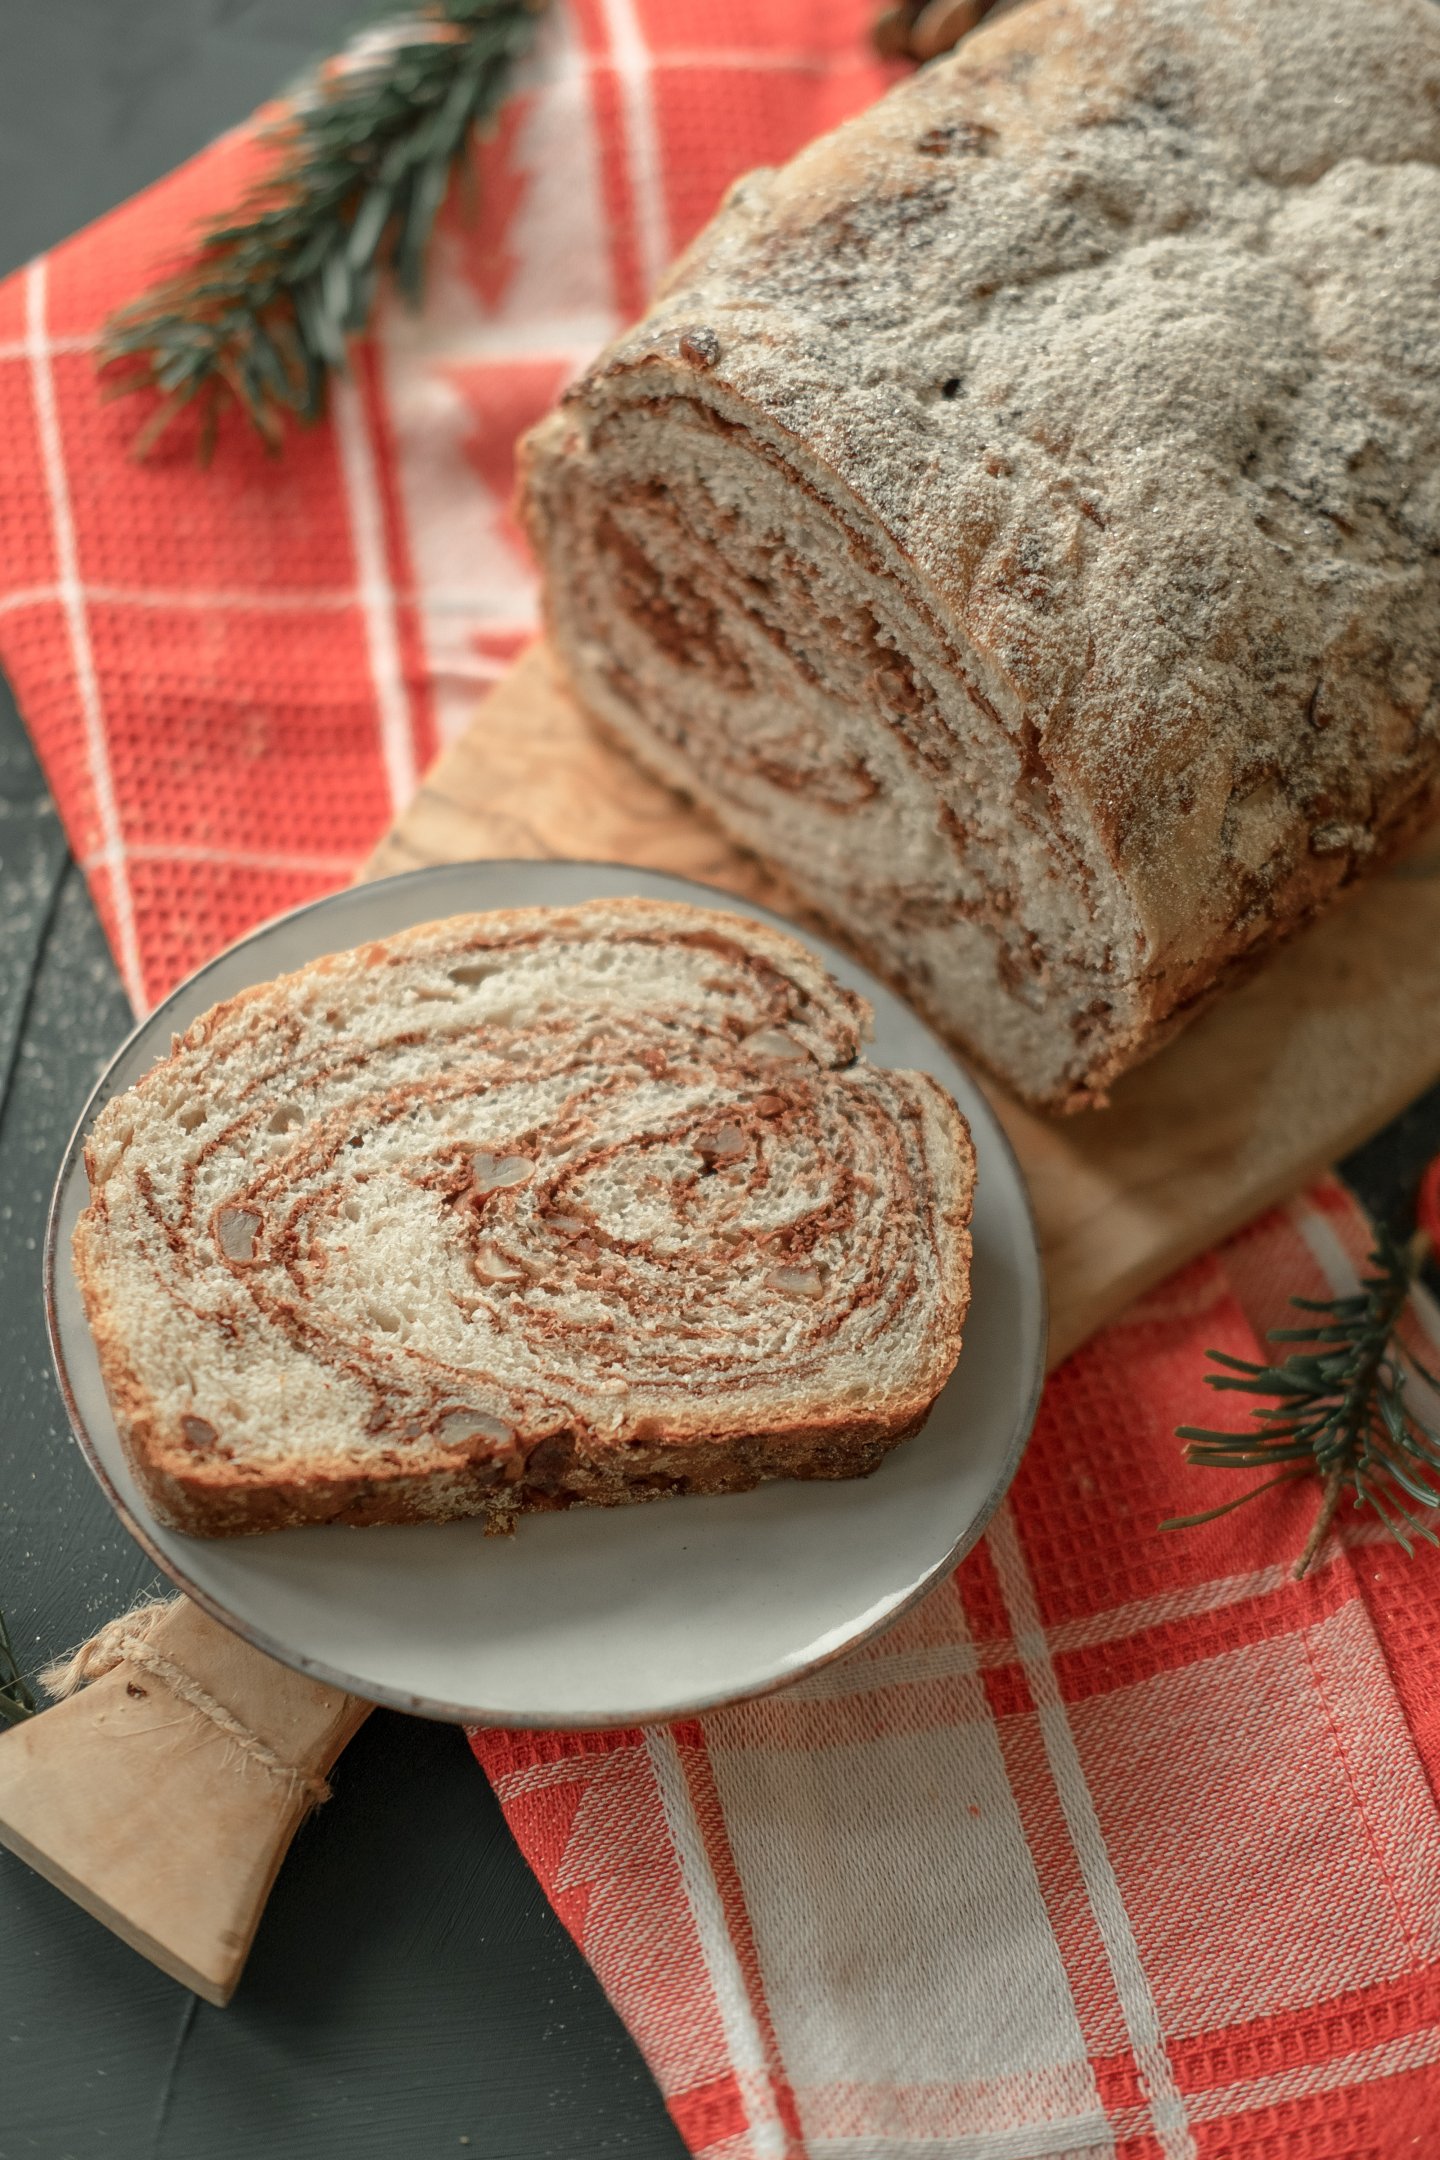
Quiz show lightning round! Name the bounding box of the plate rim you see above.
[44,859,1048,1727]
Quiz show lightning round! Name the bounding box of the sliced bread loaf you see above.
[523,0,1440,1111]
[74,898,975,1535]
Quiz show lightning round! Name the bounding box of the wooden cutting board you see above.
[7,636,1438,2008]
[369,641,1440,1363]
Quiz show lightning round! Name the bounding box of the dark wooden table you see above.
[1,8,1437,2159]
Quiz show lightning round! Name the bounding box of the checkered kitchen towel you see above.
[3,5,1440,2154]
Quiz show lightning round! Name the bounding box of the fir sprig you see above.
[99,0,548,455]
[1162,1229,1440,1579]
[0,1604,36,1727]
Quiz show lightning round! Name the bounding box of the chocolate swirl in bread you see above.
[73,900,975,1536]
[524,0,1440,1110]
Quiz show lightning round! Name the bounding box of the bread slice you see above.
[73,899,975,1536]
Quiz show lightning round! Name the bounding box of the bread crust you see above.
[523,0,1440,1110]
[73,900,975,1535]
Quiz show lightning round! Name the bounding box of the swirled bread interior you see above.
[73,899,975,1536]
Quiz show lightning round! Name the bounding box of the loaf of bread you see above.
[73,900,975,1536]
[524,0,1440,1111]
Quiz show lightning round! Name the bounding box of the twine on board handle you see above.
[0,1595,367,2001]
[41,1596,333,1809]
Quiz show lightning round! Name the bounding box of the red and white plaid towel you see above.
[3,6,1440,2153]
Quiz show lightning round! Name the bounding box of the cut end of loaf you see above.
[524,379,1148,1114]
[73,899,975,1536]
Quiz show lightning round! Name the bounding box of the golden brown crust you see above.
[110,1409,937,1540]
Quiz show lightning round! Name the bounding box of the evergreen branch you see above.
[1162,1228,1439,1578]
[0,1603,36,1725]
[98,0,549,456]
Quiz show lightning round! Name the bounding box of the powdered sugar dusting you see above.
[590,0,1440,967]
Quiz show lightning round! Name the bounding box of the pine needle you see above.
[0,1603,36,1725]
[98,0,549,456]
[1162,1228,1439,1579]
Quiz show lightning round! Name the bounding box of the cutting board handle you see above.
[0,1598,367,2003]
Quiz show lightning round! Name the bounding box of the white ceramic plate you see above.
[46,861,1046,1727]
